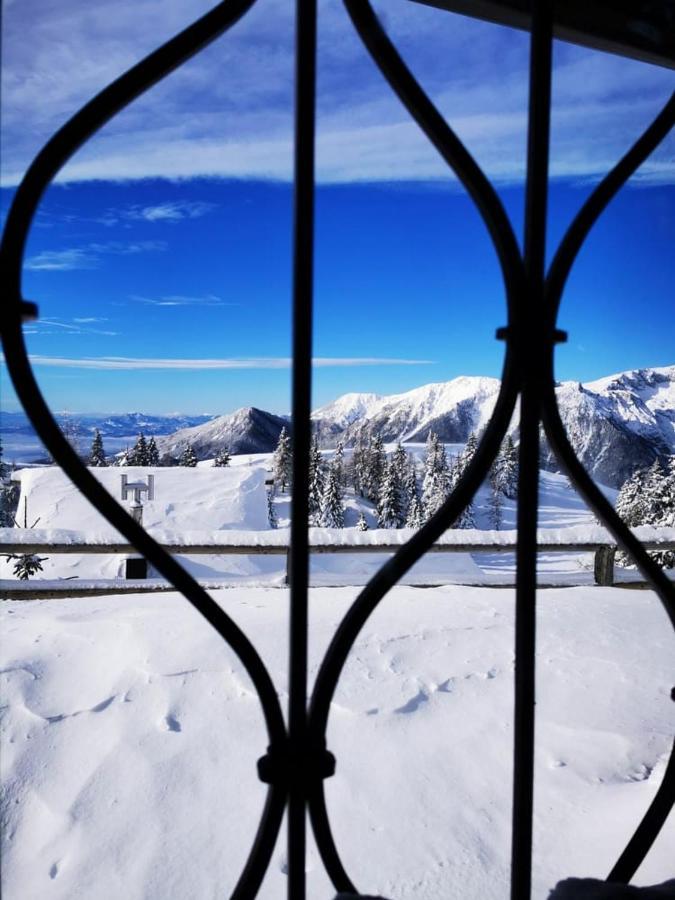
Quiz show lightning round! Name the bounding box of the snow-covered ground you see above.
[2,585,674,899]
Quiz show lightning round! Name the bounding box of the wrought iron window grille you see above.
[1,1,674,898]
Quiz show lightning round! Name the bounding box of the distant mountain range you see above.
[2,366,673,488]
[0,410,213,439]
[155,365,675,488]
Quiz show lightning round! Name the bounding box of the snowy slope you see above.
[1,586,673,899]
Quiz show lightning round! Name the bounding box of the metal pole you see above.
[511,2,553,899]
[288,0,317,897]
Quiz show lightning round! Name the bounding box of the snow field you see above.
[1,585,673,899]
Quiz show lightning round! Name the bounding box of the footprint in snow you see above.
[394,689,428,714]
[162,713,182,733]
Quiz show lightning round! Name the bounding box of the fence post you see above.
[594,547,616,586]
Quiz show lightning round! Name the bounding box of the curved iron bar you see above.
[607,735,675,884]
[0,3,290,896]
[545,91,675,327]
[342,0,524,319]
[540,90,675,882]
[306,6,530,891]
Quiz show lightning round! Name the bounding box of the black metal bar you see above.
[0,5,290,898]
[510,3,553,899]
[607,734,675,884]
[288,0,318,895]
[545,92,675,327]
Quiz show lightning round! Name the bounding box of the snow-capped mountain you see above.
[313,376,501,446]
[540,366,675,488]
[157,407,290,460]
[312,367,675,488]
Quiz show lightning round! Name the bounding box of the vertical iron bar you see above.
[289,0,317,897]
[511,2,553,899]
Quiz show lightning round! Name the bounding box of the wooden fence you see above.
[2,534,674,599]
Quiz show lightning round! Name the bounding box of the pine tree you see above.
[463,431,478,467]
[179,443,198,467]
[89,429,107,467]
[488,470,503,530]
[357,511,369,531]
[615,466,649,526]
[3,498,47,578]
[405,492,424,529]
[454,500,476,529]
[494,435,518,499]
[0,438,9,481]
[273,427,292,492]
[351,438,366,497]
[308,436,325,522]
[214,447,231,467]
[129,433,149,466]
[378,458,403,528]
[319,460,344,528]
[401,455,418,525]
[334,440,346,490]
[421,432,449,521]
[147,436,160,465]
[363,435,385,503]
[267,488,278,529]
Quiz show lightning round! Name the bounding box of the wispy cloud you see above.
[130,293,232,307]
[13,355,435,370]
[25,240,167,271]
[22,318,118,336]
[97,200,216,226]
[2,0,673,186]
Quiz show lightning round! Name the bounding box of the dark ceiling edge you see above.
[410,0,675,70]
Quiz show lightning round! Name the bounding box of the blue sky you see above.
[1,0,674,415]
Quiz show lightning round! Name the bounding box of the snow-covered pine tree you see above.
[0,438,10,481]
[89,429,107,467]
[214,447,231,467]
[3,498,47,578]
[129,433,149,466]
[308,436,325,522]
[364,435,386,503]
[266,488,278,529]
[487,469,503,530]
[461,431,478,471]
[454,500,476,529]
[615,460,674,569]
[273,427,292,492]
[405,492,424,529]
[378,458,403,528]
[357,511,369,531]
[401,454,418,525]
[147,436,160,465]
[421,432,448,521]
[615,466,649,526]
[334,440,346,490]
[179,443,198,467]
[319,459,344,528]
[494,435,518,499]
[350,438,366,497]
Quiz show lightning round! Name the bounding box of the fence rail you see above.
[3,532,674,596]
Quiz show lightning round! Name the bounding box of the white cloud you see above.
[1,0,673,186]
[14,355,435,370]
[23,318,118,336]
[130,293,231,307]
[25,240,166,271]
